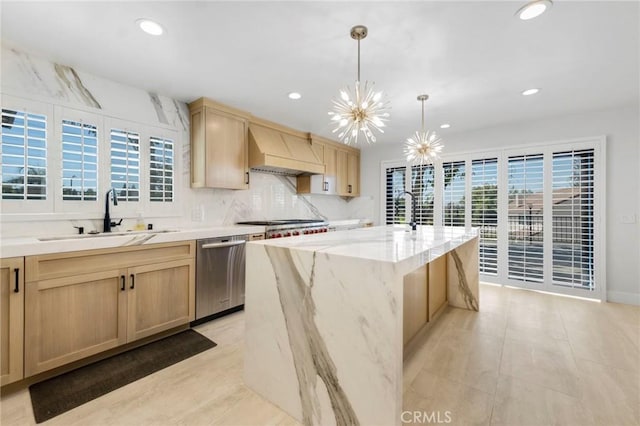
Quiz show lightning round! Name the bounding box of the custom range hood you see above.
[248,119,325,176]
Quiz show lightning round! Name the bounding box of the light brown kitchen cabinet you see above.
[296,136,343,195]
[337,149,360,197]
[24,242,195,377]
[127,259,193,342]
[189,98,251,190]
[1,257,24,386]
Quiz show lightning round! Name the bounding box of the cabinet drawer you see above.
[26,241,195,282]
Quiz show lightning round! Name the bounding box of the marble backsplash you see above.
[0,43,373,238]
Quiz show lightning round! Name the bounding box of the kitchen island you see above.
[243,225,479,426]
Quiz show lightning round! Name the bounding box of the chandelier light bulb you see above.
[404,94,444,165]
[328,25,390,145]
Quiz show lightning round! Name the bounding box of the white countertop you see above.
[250,225,478,271]
[0,225,265,258]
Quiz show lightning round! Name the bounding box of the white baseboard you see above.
[606,290,640,306]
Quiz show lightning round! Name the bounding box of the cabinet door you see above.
[127,259,194,342]
[205,108,248,190]
[347,151,360,196]
[24,270,127,377]
[336,149,349,196]
[1,257,24,385]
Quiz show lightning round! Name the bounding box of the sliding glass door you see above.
[381,137,604,300]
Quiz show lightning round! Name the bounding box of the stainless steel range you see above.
[236,219,328,239]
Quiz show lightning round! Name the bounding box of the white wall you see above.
[0,44,373,239]
[361,104,640,305]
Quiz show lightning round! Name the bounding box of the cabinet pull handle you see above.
[13,268,19,293]
[348,184,352,194]
[245,172,250,185]
[324,181,328,191]
[121,275,126,291]
[130,274,135,289]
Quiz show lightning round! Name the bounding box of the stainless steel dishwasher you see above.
[194,234,248,323]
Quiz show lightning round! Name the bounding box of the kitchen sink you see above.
[37,229,179,242]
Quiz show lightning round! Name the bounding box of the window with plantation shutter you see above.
[385,166,406,224]
[507,153,544,283]
[442,161,465,226]
[552,149,595,290]
[149,136,174,202]
[411,164,435,225]
[110,128,140,202]
[1,109,47,200]
[472,158,498,275]
[61,119,98,201]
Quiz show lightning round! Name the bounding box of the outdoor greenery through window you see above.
[411,164,435,225]
[442,161,465,226]
[110,128,140,202]
[1,109,47,200]
[149,136,174,202]
[62,119,98,200]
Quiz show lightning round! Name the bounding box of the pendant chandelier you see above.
[328,25,390,145]
[404,94,443,165]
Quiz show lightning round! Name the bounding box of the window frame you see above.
[0,96,181,222]
[380,136,606,300]
[0,95,54,214]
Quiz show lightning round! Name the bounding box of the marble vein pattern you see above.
[450,249,479,311]
[244,226,479,426]
[53,64,102,109]
[149,92,169,124]
[264,246,359,425]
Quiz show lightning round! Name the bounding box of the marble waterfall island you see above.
[244,225,479,426]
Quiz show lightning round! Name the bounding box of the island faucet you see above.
[403,191,418,231]
[103,188,122,233]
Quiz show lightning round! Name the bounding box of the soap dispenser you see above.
[135,212,146,231]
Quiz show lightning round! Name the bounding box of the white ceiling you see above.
[1,1,638,147]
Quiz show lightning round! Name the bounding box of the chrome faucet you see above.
[403,191,418,231]
[103,188,122,233]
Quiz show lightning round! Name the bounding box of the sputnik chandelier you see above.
[404,94,443,165]
[328,25,390,145]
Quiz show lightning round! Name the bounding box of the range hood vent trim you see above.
[248,124,325,176]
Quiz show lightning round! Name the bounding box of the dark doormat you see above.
[29,329,216,423]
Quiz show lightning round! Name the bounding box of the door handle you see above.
[245,172,250,185]
[348,184,352,194]
[120,275,126,291]
[201,240,246,249]
[13,268,19,293]
[130,274,135,289]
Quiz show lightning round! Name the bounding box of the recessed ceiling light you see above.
[288,92,302,100]
[516,0,552,20]
[136,18,164,36]
[440,124,451,129]
[522,88,540,96]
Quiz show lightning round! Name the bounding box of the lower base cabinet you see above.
[24,242,195,377]
[1,257,24,386]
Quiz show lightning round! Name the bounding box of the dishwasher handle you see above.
[201,240,246,249]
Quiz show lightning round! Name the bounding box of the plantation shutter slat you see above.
[507,153,544,283]
[552,149,595,290]
[472,158,498,275]
[385,166,406,224]
[62,119,98,201]
[1,109,47,200]
[110,128,140,202]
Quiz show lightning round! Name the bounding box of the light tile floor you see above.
[1,284,639,425]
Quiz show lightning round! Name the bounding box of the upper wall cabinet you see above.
[297,135,360,197]
[337,148,360,197]
[189,98,251,190]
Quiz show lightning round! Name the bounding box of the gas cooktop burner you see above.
[237,219,329,239]
[237,219,325,226]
